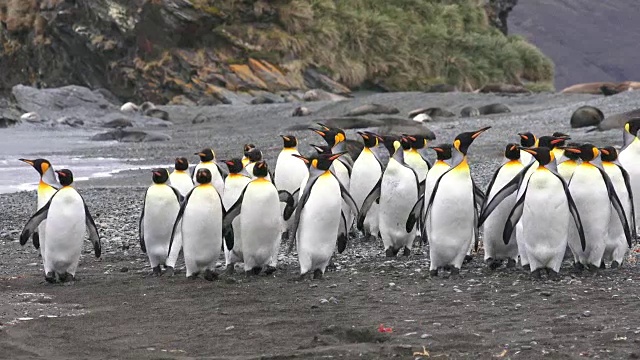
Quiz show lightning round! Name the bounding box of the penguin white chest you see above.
[169,171,193,196]
[181,186,223,275]
[379,160,418,247]
[404,150,428,182]
[619,140,640,230]
[350,150,382,208]
[44,188,86,273]
[274,149,307,193]
[143,185,180,266]
[240,180,281,270]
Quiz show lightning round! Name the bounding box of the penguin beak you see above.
[176,158,183,164]
[291,154,310,164]
[431,147,443,153]
[328,151,348,161]
[310,129,326,137]
[19,158,34,166]
[280,135,290,141]
[517,133,529,141]
[152,171,162,176]
[563,147,581,154]
[55,170,66,177]
[522,148,538,156]
[316,123,331,131]
[550,138,564,146]
[224,160,234,166]
[600,148,610,156]
[471,127,491,139]
[509,145,518,152]
[357,131,369,140]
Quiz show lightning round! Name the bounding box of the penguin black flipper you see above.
[616,164,638,240]
[473,181,485,210]
[222,185,250,251]
[417,149,433,170]
[478,161,535,227]
[418,180,426,202]
[216,162,228,181]
[481,163,505,210]
[169,185,184,203]
[278,190,296,221]
[169,188,195,254]
[337,157,353,177]
[32,232,40,249]
[423,166,455,226]
[82,198,101,258]
[357,178,382,231]
[20,197,53,246]
[406,194,425,233]
[337,211,348,253]
[596,167,633,247]
[502,187,528,245]
[139,188,149,253]
[338,181,359,219]
[287,174,322,252]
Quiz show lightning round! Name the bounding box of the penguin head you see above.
[399,136,412,151]
[19,158,52,176]
[624,118,640,137]
[453,127,491,155]
[562,142,582,161]
[195,168,212,184]
[404,134,429,150]
[518,132,537,147]
[174,157,189,171]
[537,135,568,150]
[246,148,263,163]
[195,148,215,162]
[599,146,619,162]
[252,160,269,178]
[310,125,346,147]
[243,143,256,157]
[563,143,599,162]
[380,135,400,155]
[55,169,74,186]
[292,152,346,171]
[521,147,554,166]
[504,143,521,161]
[280,135,298,149]
[224,158,244,174]
[310,144,332,155]
[430,144,453,161]
[552,132,570,146]
[357,131,380,148]
[151,168,169,184]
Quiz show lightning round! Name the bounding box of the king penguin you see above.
[170,168,225,280]
[287,152,358,279]
[193,148,225,196]
[139,168,183,275]
[618,118,640,234]
[274,135,311,239]
[20,169,101,283]
[245,147,272,182]
[517,132,538,166]
[403,134,431,185]
[349,131,384,241]
[359,140,419,257]
[551,132,571,160]
[564,143,632,272]
[557,142,582,183]
[223,161,283,275]
[600,146,636,268]
[169,157,194,196]
[220,158,252,274]
[417,127,490,276]
[478,147,585,279]
[242,143,256,167]
[422,144,453,224]
[481,143,523,269]
[19,158,60,267]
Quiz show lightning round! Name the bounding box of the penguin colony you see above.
[17,119,640,282]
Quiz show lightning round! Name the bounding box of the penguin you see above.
[600,146,636,268]
[551,132,571,160]
[18,158,60,260]
[481,143,523,269]
[358,140,419,257]
[423,144,453,221]
[222,161,283,275]
[513,132,540,269]
[170,168,225,280]
[245,148,272,182]
[414,127,491,276]
[564,143,632,271]
[169,157,194,196]
[618,118,640,234]
[478,147,585,279]
[139,168,183,275]
[557,142,582,182]
[274,135,309,239]
[19,169,101,283]
[220,158,252,274]
[193,148,225,195]
[403,134,431,185]
[241,143,256,167]
[349,131,384,241]
[287,152,358,279]
[517,132,538,166]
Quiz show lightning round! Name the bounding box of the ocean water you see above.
[0,128,168,194]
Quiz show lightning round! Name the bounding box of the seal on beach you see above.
[590,108,640,131]
[408,107,455,119]
[478,103,511,115]
[460,106,480,118]
[570,105,604,128]
[344,103,400,117]
[292,106,311,117]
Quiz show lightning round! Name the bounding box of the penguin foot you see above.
[225,264,235,275]
[58,272,75,283]
[463,255,473,264]
[487,258,502,270]
[611,261,620,269]
[385,248,395,258]
[599,261,606,270]
[165,266,175,277]
[531,268,543,280]
[450,267,460,277]
[402,247,411,257]
[203,269,218,281]
[429,269,438,277]
[522,264,531,271]
[264,266,277,275]
[312,269,323,280]
[152,265,162,276]
[281,231,289,242]
[547,269,560,281]
[45,272,56,284]
[251,266,262,276]
[187,273,199,280]
[506,259,517,269]
[586,264,599,274]
[573,262,584,272]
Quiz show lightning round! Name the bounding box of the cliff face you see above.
[0,0,553,104]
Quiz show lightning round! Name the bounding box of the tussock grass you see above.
[211,0,554,91]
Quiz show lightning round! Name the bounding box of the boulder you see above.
[12,85,117,114]
[303,68,352,96]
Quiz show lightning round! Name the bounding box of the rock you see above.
[483,0,519,35]
[344,104,400,117]
[102,118,133,129]
[90,129,171,142]
[570,106,604,128]
[120,267,129,273]
[412,114,432,123]
[582,311,591,317]
[320,298,329,304]
[250,96,275,105]
[408,107,455,118]
[303,68,351,96]
[539,291,552,297]
[292,106,311,117]
[478,103,511,115]
[303,89,348,102]
[594,108,640,131]
[460,106,480,117]
[424,84,458,93]
[478,83,531,94]
[12,85,116,114]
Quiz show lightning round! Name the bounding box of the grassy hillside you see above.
[211,0,555,91]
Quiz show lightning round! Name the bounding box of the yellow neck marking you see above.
[253,177,271,184]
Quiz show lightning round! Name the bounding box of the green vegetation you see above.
[211,0,555,91]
